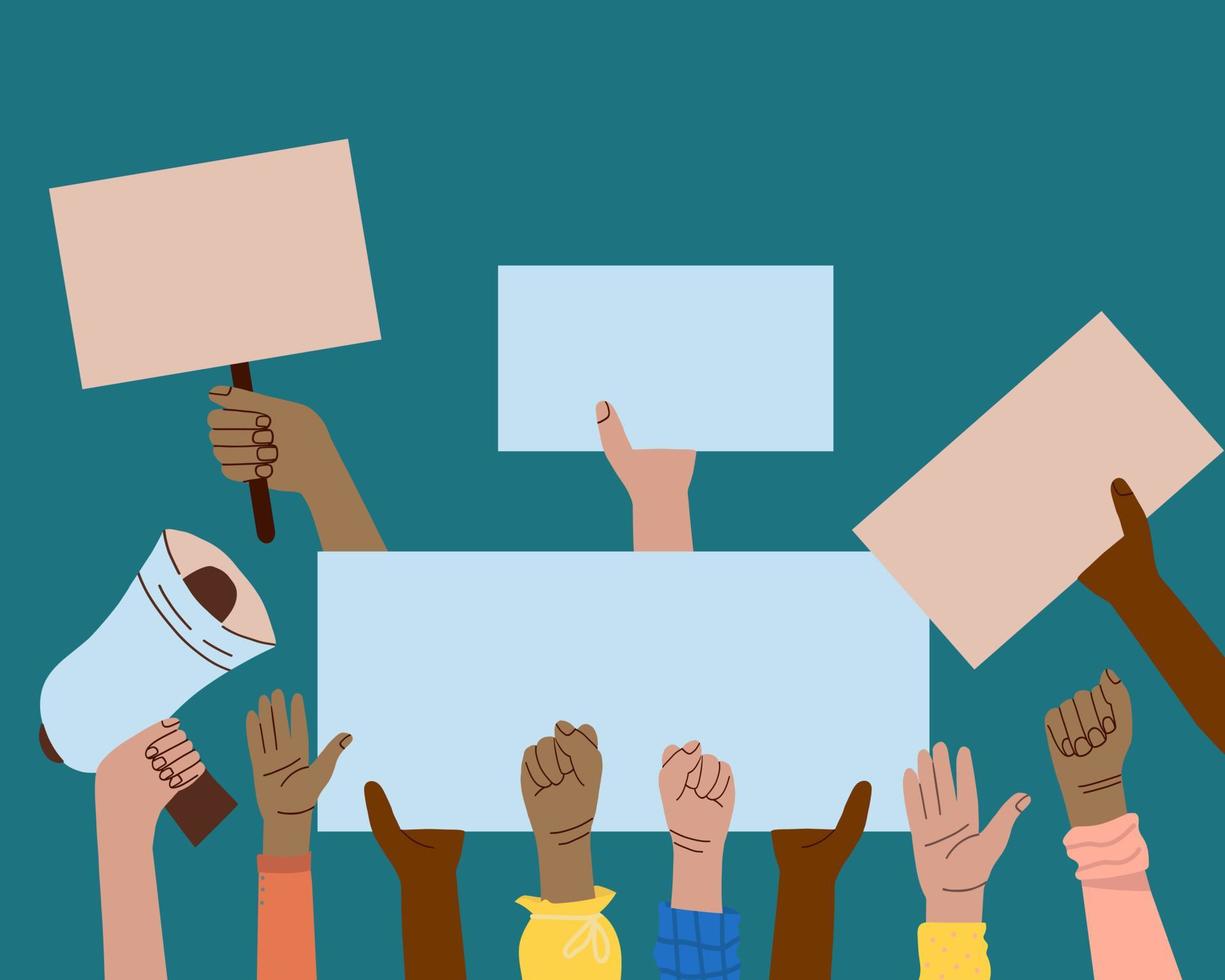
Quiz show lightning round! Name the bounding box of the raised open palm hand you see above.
[246,689,350,854]
[903,743,1028,921]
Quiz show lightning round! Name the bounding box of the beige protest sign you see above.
[51,139,380,388]
[855,313,1221,667]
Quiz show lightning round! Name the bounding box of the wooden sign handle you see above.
[230,362,275,543]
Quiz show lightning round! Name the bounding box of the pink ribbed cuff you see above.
[1063,813,1148,881]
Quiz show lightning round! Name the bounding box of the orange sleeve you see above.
[257,853,316,980]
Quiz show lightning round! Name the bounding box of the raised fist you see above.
[903,743,1029,922]
[1045,668,1133,827]
[658,740,735,854]
[520,721,603,845]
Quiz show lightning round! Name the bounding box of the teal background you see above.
[4,2,1222,976]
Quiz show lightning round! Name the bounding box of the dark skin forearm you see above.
[770,869,837,979]
[401,872,465,979]
[1109,576,1225,753]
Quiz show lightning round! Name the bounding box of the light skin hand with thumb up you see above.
[245,689,351,856]
[596,400,695,551]
[659,740,735,913]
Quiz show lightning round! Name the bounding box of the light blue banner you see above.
[318,551,927,831]
[498,265,834,451]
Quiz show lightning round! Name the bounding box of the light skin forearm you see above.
[303,445,385,552]
[97,819,166,980]
[671,846,723,913]
[633,494,693,552]
[1108,576,1224,752]
[926,891,984,924]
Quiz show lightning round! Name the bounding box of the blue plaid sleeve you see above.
[654,901,741,979]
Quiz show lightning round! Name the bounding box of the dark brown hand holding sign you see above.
[769,780,871,979]
[364,782,465,980]
[1080,477,1224,753]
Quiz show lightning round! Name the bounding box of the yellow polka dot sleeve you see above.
[917,922,989,978]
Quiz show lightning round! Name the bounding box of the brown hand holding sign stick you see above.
[208,386,384,551]
[1080,477,1225,752]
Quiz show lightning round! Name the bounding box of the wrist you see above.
[671,844,724,913]
[535,834,594,903]
[263,815,312,857]
[1063,777,1127,828]
[632,492,693,551]
[1104,571,1166,614]
[299,440,347,505]
[926,891,984,923]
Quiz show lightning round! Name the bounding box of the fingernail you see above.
[152,757,167,770]
[1016,794,1031,812]
[210,385,232,397]
[145,747,159,758]
[340,734,353,749]
[257,447,277,461]
[1105,667,1120,684]
[556,721,575,735]
[256,414,271,428]
[682,739,700,754]
[169,775,183,788]
[595,401,611,423]
[1073,737,1091,757]
[162,718,179,727]
[159,768,174,780]
[255,464,273,479]
[1112,478,1133,496]
[253,430,273,444]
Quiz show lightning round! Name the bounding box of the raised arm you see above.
[518,720,622,977]
[770,781,871,979]
[246,690,351,980]
[903,743,1029,979]
[1080,477,1224,751]
[207,386,385,551]
[1045,669,1181,979]
[96,719,209,980]
[596,401,695,552]
[364,782,466,979]
[655,739,741,979]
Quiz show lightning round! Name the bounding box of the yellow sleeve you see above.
[516,886,622,979]
[917,922,989,979]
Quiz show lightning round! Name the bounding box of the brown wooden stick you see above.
[230,362,275,543]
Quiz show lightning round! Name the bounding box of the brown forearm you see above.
[770,873,836,979]
[536,836,595,903]
[304,451,385,552]
[1111,577,1225,752]
[401,878,465,979]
